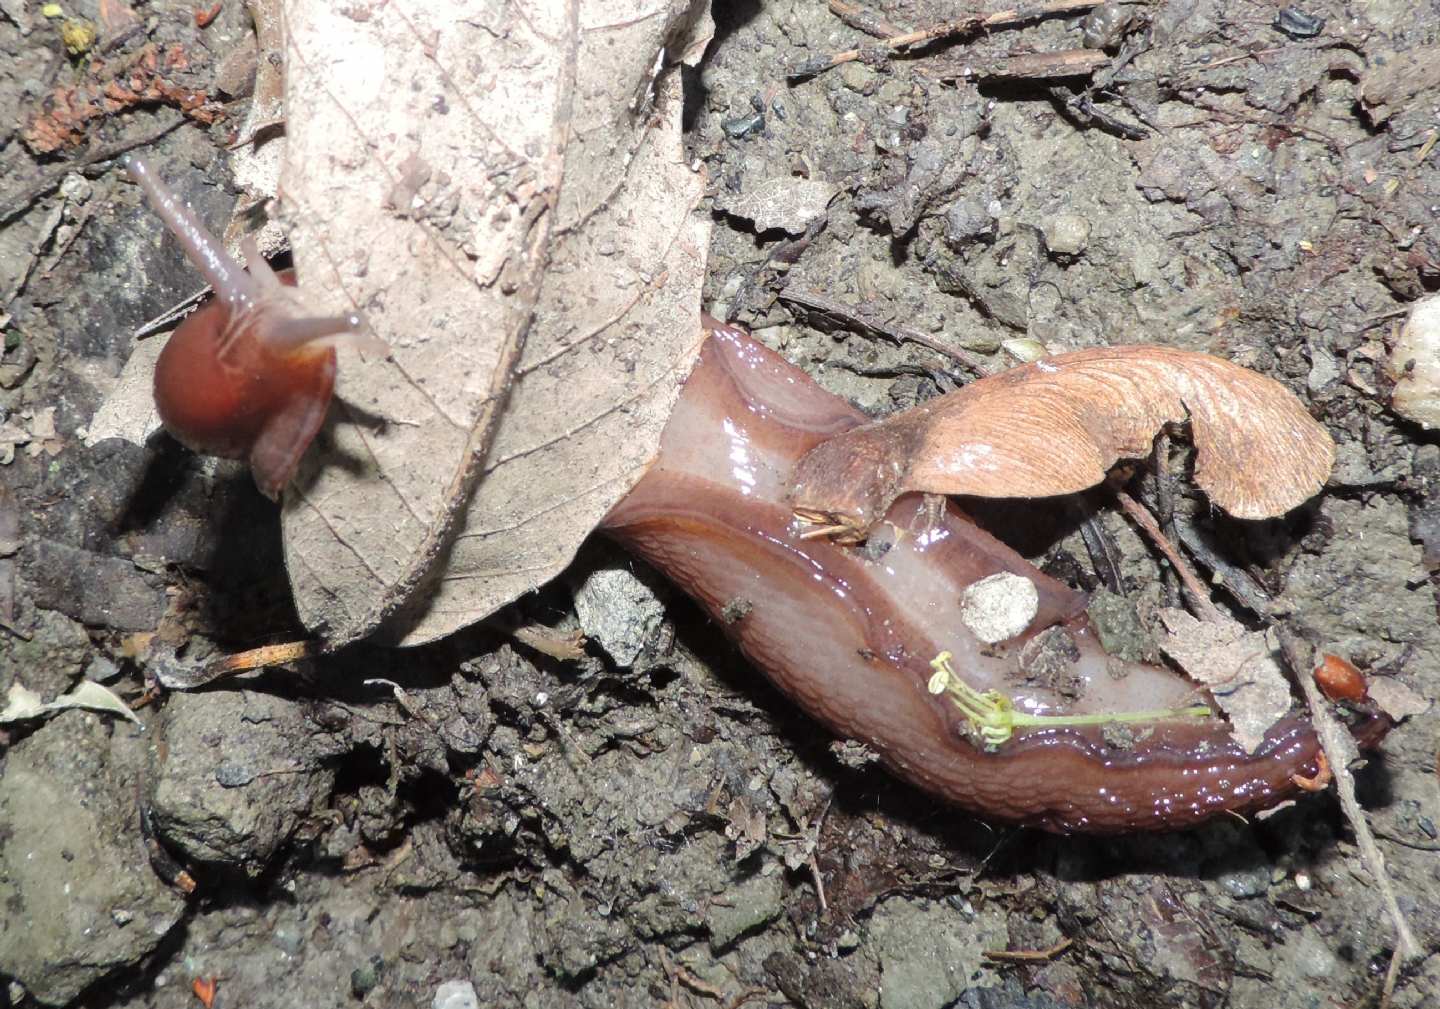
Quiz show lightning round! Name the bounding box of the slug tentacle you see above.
[124,155,256,312]
[602,318,1388,833]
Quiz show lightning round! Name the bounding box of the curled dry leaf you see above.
[1,680,143,726]
[789,344,1335,540]
[100,0,711,646]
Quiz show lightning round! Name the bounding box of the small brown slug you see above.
[125,156,387,499]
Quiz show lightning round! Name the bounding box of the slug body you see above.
[127,156,382,499]
[603,320,1386,833]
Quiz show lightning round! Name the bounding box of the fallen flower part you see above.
[1312,652,1369,702]
[790,343,1334,542]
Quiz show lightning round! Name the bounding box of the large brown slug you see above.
[601,319,1387,833]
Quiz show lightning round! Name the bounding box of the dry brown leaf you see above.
[1157,608,1292,753]
[251,0,711,645]
[790,344,1335,540]
[92,1,710,646]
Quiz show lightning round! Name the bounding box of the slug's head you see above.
[126,155,387,499]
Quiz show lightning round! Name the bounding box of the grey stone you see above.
[867,897,1006,1009]
[1085,589,1160,664]
[433,979,479,1009]
[0,607,90,700]
[706,868,784,950]
[350,956,384,998]
[1216,866,1271,899]
[0,714,184,1005]
[1042,213,1092,256]
[572,565,666,667]
[26,541,166,631]
[150,690,341,872]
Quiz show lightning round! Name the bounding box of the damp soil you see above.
[2,1,1439,1007]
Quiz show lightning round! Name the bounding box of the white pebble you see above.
[959,572,1039,644]
[432,980,479,1009]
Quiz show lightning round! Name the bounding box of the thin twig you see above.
[1380,945,1404,1009]
[1067,500,1125,595]
[133,287,211,339]
[151,640,316,690]
[938,49,1110,84]
[985,937,1074,963]
[1114,490,1223,622]
[780,287,997,376]
[827,0,902,38]
[1277,628,1420,963]
[1048,85,1149,140]
[793,0,1105,79]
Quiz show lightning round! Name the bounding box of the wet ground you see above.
[1,1,1438,1007]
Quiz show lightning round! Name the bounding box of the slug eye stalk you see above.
[926,652,1213,750]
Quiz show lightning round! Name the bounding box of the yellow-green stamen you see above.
[927,652,1212,750]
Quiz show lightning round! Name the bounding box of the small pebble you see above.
[837,60,874,93]
[432,979,479,1009]
[1081,4,1134,50]
[1274,6,1325,39]
[1216,867,1269,899]
[1042,213,1091,256]
[1388,294,1440,429]
[351,956,384,998]
[271,925,303,956]
[959,572,1038,644]
[721,111,765,140]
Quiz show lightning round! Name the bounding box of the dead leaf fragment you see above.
[1366,677,1430,722]
[791,344,1334,539]
[22,43,222,153]
[1157,608,1291,753]
[725,795,767,861]
[259,0,711,646]
[720,176,839,236]
[83,335,165,449]
[1,680,143,726]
